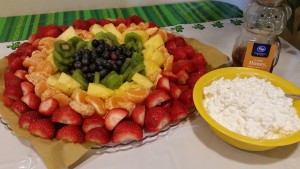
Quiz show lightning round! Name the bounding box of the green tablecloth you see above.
[0,1,242,43]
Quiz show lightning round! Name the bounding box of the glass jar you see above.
[232,0,291,72]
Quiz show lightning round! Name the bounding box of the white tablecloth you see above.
[0,19,300,169]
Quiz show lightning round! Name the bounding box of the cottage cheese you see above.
[203,76,300,139]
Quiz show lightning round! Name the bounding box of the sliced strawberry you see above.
[170,82,182,99]
[82,114,105,133]
[99,18,114,26]
[112,120,143,144]
[191,53,207,69]
[15,42,31,56]
[144,107,171,133]
[114,17,127,26]
[28,118,56,139]
[131,105,146,126]
[37,24,59,37]
[2,94,15,107]
[170,100,189,121]
[3,84,23,101]
[148,21,159,28]
[73,19,91,31]
[172,60,197,74]
[146,90,171,108]
[58,25,70,32]
[39,98,59,116]
[20,81,35,95]
[174,36,187,47]
[21,93,41,110]
[32,38,41,49]
[178,88,195,109]
[161,100,172,112]
[178,84,189,92]
[161,70,177,82]
[56,125,85,143]
[183,45,195,58]
[19,110,43,129]
[8,57,25,72]
[11,100,31,115]
[156,76,170,92]
[28,34,39,43]
[87,18,98,25]
[176,70,189,84]
[126,15,145,25]
[104,108,128,131]
[52,105,83,125]
[165,40,176,53]
[4,71,22,87]
[43,29,62,38]
[172,47,187,61]
[85,127,110,145]
[167,33,176,41]
[7,53,19,66]
[186,71,206,88]
[14,70,27,80]
[24,45,37,56]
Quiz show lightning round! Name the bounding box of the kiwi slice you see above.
[126,63,145,81]
[54,40,75,58]
[53,54,69,72]
[94,32,119,46]
[53,50,74,65]
[75,41,87,50]
[93,71,100,84]
[72,69,89,90]
[124,32,143,52]
[120,58,132,74]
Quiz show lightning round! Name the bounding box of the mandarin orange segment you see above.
[53,93,71,107]
[146,27,158,36]
[152,28,168,42]
[123,87,150,103]
[25,72,50,85]
[71,88,88,103]
[75,29,93,41]
[34,80,49,97]
[33,61,53,75]
[85,95,107,116]
[163,54,174,71]
[40,87,61,101]
[117,23,127,33]
[38,37,55,54]
[69,100,95,116]
[105,96,124,110]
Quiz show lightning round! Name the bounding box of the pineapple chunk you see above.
[57,26,78,41]
[143,34,164,50]
[144,60,162,77]
[89,24,107,35]
[87,83,115,99]
[46,73,82,96]
[122,29,149,43]
[151,50,165,67]
[142,46,155,61]
[132,73,154,89]
[103,23,123,44]
[46,54,58,73]
[114,81,130,97]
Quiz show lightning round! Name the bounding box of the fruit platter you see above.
[0,15,229,154]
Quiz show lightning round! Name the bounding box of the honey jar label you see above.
[243,42,278,71]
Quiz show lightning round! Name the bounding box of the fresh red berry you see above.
[14,70,27,80]
[170,100,189,121]
[184,45,195,58]
[56,125,85,143]
[2,94,15,107]
[178,88,194,109]
[20,81,35,96]
[174,36,187,47]
[146,90,171,108]
[4,71,22,87]
[104,108,128,131]
[191,53,207,69]
[82,114,105,133]
[3,84,23,101]
[21,93,41,110]
[19,110,43,129]
[172,47,187,61]
[39,98,59,116]
[52,105,83,125]
[170,82,182,99]
[73,19,91,31]
[28,118,56,139]
[156,76,170,92]
[85,127,111,145]
[131,105,146,126]
[112,120,143,144]
[144,107,171,133]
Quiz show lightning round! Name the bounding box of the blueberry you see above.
[98,39,105,46]
[91,39,99,48]
[115,59,123,67]
[91,50,99,59]
[82,52,90,60]
[97,65,104,71]
[73,61,82,69]
[124,50,133,57]
[112,64,119,71]
[100,69,109,77]
[74,52,82,61]
[109,45,117,52]
[86,72,94,82]
[89,63,97,72]
[81,66,89,73]
[118,54,126,61]
[102,51,110,60]
[95,58,103,66]
[95,46,104,55]
[81,57,89,66]
[104,61,113,69]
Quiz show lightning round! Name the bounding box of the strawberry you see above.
[170,82,182,99]
[131,105,146,126]
[37,24,59,37]
[87,18,98,25]
[191,53,207,69]
[177,84,189,92]
[43,29,62,38]
[52,105,83,125]
[178,88,194,109]
[167,33,176,41]
[170,100,189,121]
[176,70,189,84]
[172,47,187,61]
[161,70,177,82]
[7,53,19,65]
[32,38,41,49]
[18,110,43,129]
[58,25,70,32]
[174,36,187,47]
[2,95,15,107]
[186,70,206,88]
[15,42,31,56]
[85,127,110,145]
[148,21,158,28]
[8,57,25,72]
[112,120,143,144]
[20,81,34,95]
[156,76,170,92]
[104,108,128,131]
[146,90,171,108]
[183,45,195,58]
[14,69,27,80]
[114,17,127,26]
[73,19,91,31]
[21,93,41,110]
[99,18,114,26]
[126,15,145,25]
[3,84,23,101]
[172,60,197,74]
[28,34,39,43]
[4,71,22,87]
[165,40,176,53]
[11,101,31,115]
[161,100,172,112]
[144,107,171,133]
[28,118,56,139]
[39,98,59,117]
[24,45,37,56]
[82,114,105,133]
[56,125,85,143]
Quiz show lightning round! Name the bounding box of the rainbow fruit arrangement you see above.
[2,15,207,144]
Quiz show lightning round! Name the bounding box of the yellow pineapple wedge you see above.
[103,23,124,44]
[143,34,164,50]
[143,60,162,77]
[142,46,155,60]
[122,29,149,43]
[47,73,82,96]
[89,24,107,35]
[57,26,78,41]
[87,83,115,99]
[46,53,58,73]
[132,73,154,89]
[151,50,165,67]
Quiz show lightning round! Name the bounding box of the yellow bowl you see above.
[193,67,300,151]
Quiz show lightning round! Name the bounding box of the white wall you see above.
[0,0,251,17]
